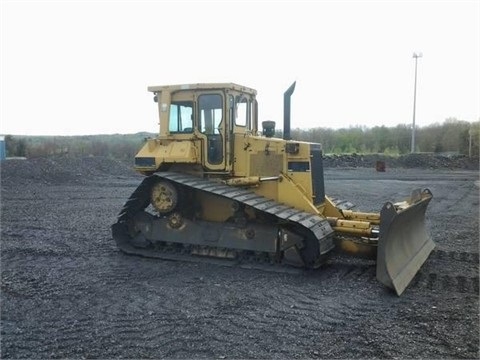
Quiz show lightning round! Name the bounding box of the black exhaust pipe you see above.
[283,81,296,140]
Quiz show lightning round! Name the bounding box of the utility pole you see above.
[411,52,422,153]
[469,128,472,158]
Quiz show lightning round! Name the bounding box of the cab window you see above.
[235,95,252,129]
[169,101,193,133]
[199,94,223,134]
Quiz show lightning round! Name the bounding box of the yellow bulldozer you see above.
[112,82,434,295]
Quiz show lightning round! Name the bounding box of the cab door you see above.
[197,93,226,170]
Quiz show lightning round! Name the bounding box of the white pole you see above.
[411,52,422,153]
[469,128,472,158]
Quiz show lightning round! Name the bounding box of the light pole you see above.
[469,128,473,158]
[411,52,422,153]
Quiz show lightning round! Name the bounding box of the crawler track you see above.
[112,172,335,271]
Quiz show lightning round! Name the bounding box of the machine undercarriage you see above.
[112,172,335,271]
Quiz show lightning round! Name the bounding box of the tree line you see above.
[3,133,151,159]
[286,118,479,156]
[3,118,479,159]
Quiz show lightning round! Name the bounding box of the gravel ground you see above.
[1,156,479,359]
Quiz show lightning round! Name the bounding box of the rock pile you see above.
[322,153,479,170]
[0,156,140,186]
[1,153,477,187]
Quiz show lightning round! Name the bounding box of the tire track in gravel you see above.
[431,249,479,263]
[70,261,227,357]
[1,254,87,300]
[234,280,396,359]
[228,270,383,333]
[439,181,478,212]
[409,249,480,294]
[2,261,197,358]
[410,272,479,294]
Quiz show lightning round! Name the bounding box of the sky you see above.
[1,0,479,136]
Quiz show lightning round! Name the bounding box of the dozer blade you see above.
[376,189,434,296]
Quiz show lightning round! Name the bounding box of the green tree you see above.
[5,135,28,157]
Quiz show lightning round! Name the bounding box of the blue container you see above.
[0,136,5,160]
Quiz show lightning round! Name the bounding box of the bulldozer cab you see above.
[149,83,257,171]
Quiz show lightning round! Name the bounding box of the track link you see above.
[112,172,335,270]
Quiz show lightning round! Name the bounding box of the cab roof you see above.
[147,83,257,95]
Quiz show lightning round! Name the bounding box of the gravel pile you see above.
[323,153,479,170]
[0,156,140,186]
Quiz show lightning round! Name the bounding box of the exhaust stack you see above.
[283,81,296,140]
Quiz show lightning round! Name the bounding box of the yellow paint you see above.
[277,173,320,214]
[135,139,198,172]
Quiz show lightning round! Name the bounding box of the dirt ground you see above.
[1,156,478,359]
